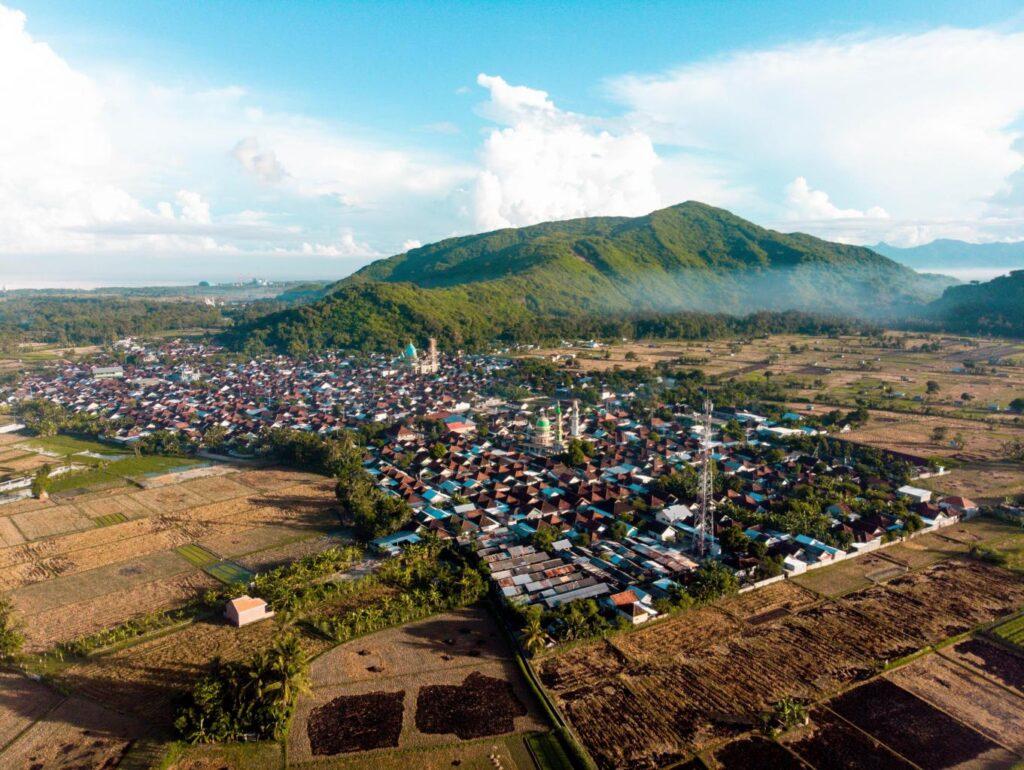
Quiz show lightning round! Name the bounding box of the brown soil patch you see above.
[827,678,1015,769]
[415,671,526,740]
[889,654,1024,751]
[307,690,405,755]
[540,560,1024,770]
[781,706,915,769]
[940,637,1024,697]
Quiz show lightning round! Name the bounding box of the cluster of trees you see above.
[175,630,308,743]
[14,399,105,438]
[0,297,227,346]
[0,598,24,664]
[310,541,487,642]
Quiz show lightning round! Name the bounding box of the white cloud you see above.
[400,239,422,251]
[0,2,468,263]
[298,231,378,258]
[231,137,288,183]
[610,28,1024,243]
[472,73,662,230]
[784,177,888,221]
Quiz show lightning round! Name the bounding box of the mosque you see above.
[398,337,440,375]
[524,401,580,456]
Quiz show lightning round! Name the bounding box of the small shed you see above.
[225,595,274,627]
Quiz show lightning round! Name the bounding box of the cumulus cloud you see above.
[610,28,1024,243]
[0,2,467,263]
[472,73,662,230]
[784,177,888,221]
[400,239,422,251]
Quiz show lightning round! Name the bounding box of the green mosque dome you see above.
[404,342,417,358]
[536,415,551,429]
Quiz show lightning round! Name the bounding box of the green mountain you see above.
[924,269,1024,337]
[226,202,953,353]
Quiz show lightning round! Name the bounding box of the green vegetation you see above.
[93,512,128,527]
[992,613,1024,649]
[922,269,1024,337]
[223,202,944,354]
[176,544,220,567]
[175,629,309,743]
[0,296,227,347]
[204,561,254,585]
[42,454,203,494]
[308,540,487,642]
[0,598,24,664]
[527,731,576,770]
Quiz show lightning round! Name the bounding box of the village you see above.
[2,337,994,630]
[0,335,1023,770]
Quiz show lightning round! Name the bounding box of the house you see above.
[939,496,980,518]
[371,530,422,556]
[604,589,655,625]
[896,485,932,504]
[657,504,692,525]
[224,595,274,627]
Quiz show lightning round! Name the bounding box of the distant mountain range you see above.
[874,239,1024,272]
[226,202,958,352]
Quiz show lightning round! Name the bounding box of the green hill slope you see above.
[924,270,1024,337]
[225,202,953,352]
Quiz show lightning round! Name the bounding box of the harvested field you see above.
[11,504,94,541]
[17,570,218,651]
[939,638,1024,697]
[0,695,142,770]
[781,706,915,770]
[827,678,1016,770]
[308,690,405,755]
[0,515,25,546]
[720,580,818,622]
[234,532,348,572]
[307,607,509,689]
[415,671,527,740]
[539,560,1024,770]
[710,736,805,770]
[888,654,1024,752]
[9,549,193,615]
[608,606,740,662]
[0,672,63,751]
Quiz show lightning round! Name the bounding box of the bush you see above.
[0,599,24,664]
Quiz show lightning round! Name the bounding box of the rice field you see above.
[991,613,1024,649]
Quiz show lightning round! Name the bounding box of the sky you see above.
[4,0,1024,286]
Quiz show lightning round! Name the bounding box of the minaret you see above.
[428,337,438,373]
[570,399,581,437]
[555,402,564,448]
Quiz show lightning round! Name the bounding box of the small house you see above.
[225,595,274,627]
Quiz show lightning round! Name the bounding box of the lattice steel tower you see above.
[694,398,715,557]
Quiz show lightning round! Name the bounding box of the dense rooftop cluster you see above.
[7,339,979,627]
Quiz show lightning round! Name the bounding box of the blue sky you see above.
[3,0,1024,285]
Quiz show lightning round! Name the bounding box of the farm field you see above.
[1,466,344,651]
[538,527,1024,769]
[287,607,547,766]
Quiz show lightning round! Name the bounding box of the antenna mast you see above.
[694,398,715,558]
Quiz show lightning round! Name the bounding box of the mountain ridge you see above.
[226,202,955,353]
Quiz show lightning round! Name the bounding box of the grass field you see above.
[526,732,574,770]
[176,543,220,567]
[93,511,128,527]
[204,560,254,585]
[43,454,204,494]
[991,613,1024,648]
